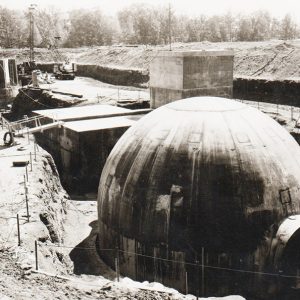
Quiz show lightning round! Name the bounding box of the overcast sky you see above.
[2,0,300,21]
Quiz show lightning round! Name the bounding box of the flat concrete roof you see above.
[152,49,234,57]
[34,104,130,121]
[64,115,141,132]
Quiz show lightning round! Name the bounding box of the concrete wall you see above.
[0,59,10,88]
[150,50,234,108]
[34,122,129,195]
[0,59,18,87]
[77,128,128,193]
[0,59,18,108]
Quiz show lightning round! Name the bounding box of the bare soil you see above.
[2,40,300,79]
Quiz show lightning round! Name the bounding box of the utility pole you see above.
[29,4,36,62]
[168,3,172,51]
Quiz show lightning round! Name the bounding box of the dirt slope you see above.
[1,40,300,79]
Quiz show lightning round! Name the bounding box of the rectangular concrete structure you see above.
[150,50,234,108]
[33,105,148,194]
[64,116,136,132]
[36,104,130,121]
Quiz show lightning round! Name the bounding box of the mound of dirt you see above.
[2,40,300,80]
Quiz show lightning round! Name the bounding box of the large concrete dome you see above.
[98,97,300,298]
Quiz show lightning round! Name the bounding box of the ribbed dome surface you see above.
[97,96,300,296]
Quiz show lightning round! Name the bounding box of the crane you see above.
[18,4,38,86]
[49,36,76,80]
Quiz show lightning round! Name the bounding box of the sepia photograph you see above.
[1,0,300,299]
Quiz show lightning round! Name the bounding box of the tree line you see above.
[0,3,299,49]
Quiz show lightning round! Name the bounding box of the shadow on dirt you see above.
[69,220,115,280]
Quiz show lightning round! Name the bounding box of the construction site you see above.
[2,2,300,300]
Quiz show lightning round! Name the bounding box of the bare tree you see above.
[223,12,235,41]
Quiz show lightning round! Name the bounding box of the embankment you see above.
[0,132,73,274]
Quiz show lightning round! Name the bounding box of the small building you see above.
[33,104,149,194]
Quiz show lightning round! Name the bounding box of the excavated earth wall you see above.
[36,63,149,88]
[0,132,73,276]
[76,64,149,87]
[7,88,83,121]
[233,77,300,106]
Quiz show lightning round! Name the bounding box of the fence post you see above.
[185,271,188,295]
[115,247,120,282]
[23,175,30,222]
[25,164,28,182]
[30,152,33,171]
[195,255,199,300]
[25,194,30,223]
[291,106,294,121]
[35,240,38,270]
[27,128,30,144]
[201,247,205,297]
[34,141,37,161]
[17,214,21,246]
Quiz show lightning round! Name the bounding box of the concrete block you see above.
[0,59,18,88]
[150,50,234,108]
